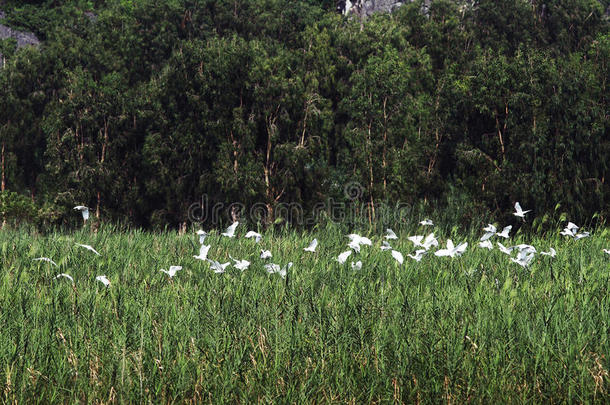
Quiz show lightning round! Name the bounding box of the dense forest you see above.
[0,0,608,230]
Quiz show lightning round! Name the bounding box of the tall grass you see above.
[0,224,608,402]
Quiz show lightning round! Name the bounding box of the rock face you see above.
[0,8,40,66]
[338,0,418,18]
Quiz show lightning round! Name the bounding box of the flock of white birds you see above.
[28,203,610,287]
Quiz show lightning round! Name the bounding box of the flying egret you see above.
[478,240,493,250]
[420,219,434,226]
[351,261,362,271]
[380,241,393,251]
[222,222,239,238]
[348,240,361,253]
[421,233,439,250]
[603,249,610,256]
[384,229,398,240]
[541,248,557,258]
[514,244,536,254]
[347,234,372,251]
[337,250,352,264]
[574,231,590,240]
[95,275,110,287]
[193,244,211,261]
[513,202,531,218]
[260,250,272,259]
[391,250,404,265]
[75,243,100,256]
[33,257,58,267]
[304,239,318,252]
[496,225,512,239]
[73,206,90,222]
[230,256,250,271]
[245,231,262,243]
[496,242,514,255]
[207,259,230,274]
[481,224,497,241]
[407,249,427,262]
[196,230,208,244]
[434,240,467,257]
[408,235,424,248]
[265,262,291,278]
[55,273,74,283]
[160,265,182,278]
[510,250,535,268]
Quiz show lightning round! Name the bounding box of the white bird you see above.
[480,224,497,241]
[244,231,262,243]
[193,244,211,261]
[230,256,250,271]
[420,219,434,226]
[514,244,536,254]
[351,261,362,271]
[207,259,230,274]
[513,202,531,218]
[222,221,239,238]
[196,230,208,244]
[304,239,318,252]
[260,250,272,259]
[408,249,427,262]
[511,250,535,268]
[265,262,291,278]
[478,240,493,250]
[380,241,393,251]
[95,275,111,287]
[391,250,404,265]
[421,233,439,250]
[55,273,74,283]
[408,235,424,247]
[560,222,580,237]
[574,231,590,240]
[337,250,352,264]
[541,248,557,258]
[347,234,372,251]
[496,242,515,255]
[434,240,468,257]
[33,257,58,267]
[73,206,90,222]
[160,265,182,278]
[384,228,398,240]
[496,225,512,239]
[75,243,100,256]
[603,249,610,256]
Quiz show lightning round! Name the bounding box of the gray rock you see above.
[0,23,40,48]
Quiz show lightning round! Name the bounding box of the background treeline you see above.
[0,0,608,230]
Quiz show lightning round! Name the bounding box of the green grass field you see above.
[1,224,609,403]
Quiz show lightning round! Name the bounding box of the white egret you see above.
[95,275,111,287]
[245,231,262,243]
[229,256,250,271]
[384,229,398,240]
[391,250,404,265]
[73,206,90,222]
[265,262,291,278]
[408,249,427,262]
[351,261,362,271]
[196,230,208,244]
[55,273,74,283]
[421,233,439,250]
[496,225,512,239]
[33,257,58,267]
[541,248,557,258]
[481,224,496,241]
[496,242,514,255]
[337,250,352,264]
[603,249,610,256]
[304,239,318,252]
[560,222,579,237]
[160,265,182,278]
[478,240,493,250]
[420,219,434,226]
[574,231,590,240]
[207,259,230,274]
[222,221,239,238]
[511,250,535,268]
[408,235,424,247]
[347,234,372,251]
[260,250,272,259]
[193,244,211,261]
[75,243,100,256]
[434,240,467,257]
[513,202,531,218]
[380,241,393,251]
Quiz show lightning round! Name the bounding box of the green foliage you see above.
[0,0,608,229]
